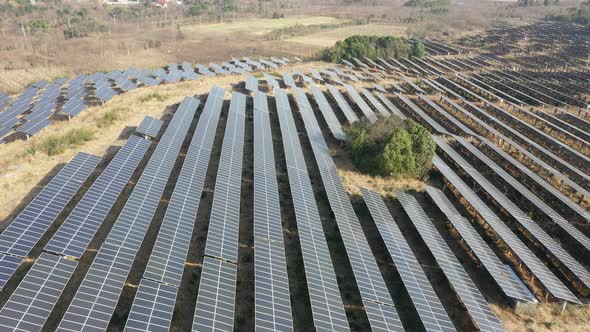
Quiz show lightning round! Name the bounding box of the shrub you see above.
[140,93,168,103]
[411,41,426,59]
[344,117,435,178]
[322,35,410,62]
[38,128,95,156]
[97,111,120,128]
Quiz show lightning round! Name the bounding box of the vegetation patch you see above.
[345,117,435,178]
[140,93,169,103]
[36,128,96,156]
[97,111,121,128]
[321,35,424,62]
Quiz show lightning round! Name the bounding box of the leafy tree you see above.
[411,41,425,59]
[379,129,415,177]
[344,116,435,178]
[322,35,410,62]
[405,119,435,177]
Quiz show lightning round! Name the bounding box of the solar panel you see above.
[197,64,215,77]
[0,255,21,289]
[274,88,349,332]
[374,92,405,119]
[58,96,199,331]
[295,88,403,331]
[245,75,259,92]
[254,237,292,332]
[420,96,475,135]
[0,92,10,110]
[123,279,178,332]
[253,91,293,331]
[210,63,230,76]
[343,84,377,123]
[326,84,358,124]
[45,136,151,258]
[0,153,100,257]
[440,95,590,200]
[396,93,450,135]
[136,115,163,138]
[203,91,246,263]
[142,86,224,287]
[16,117,51,136]
[475,137,590,222]
[260,59,278,69]
[264,74,280,89]
[0,253,77,331]
[397,192,505,332]
[283,72,297,88]
[310,69,324,82]
[309,85,346,141]
[361,188,456,332]
[192,257,237,332]
[433,156,580,304]
[359,87,390,117]
[424,186,536,303]
[372,83,387,93]
[436,137,590,291]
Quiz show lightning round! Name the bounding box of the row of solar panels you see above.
[0,57,299,144]
[1,64,587,331]
[0,84,512,332]
[390,79,590,305]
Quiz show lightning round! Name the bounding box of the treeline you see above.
[321,35,425,62]
[516,0,560,7]
[345,117,435,179]
[546,1,590,25]
[403,0,451,8]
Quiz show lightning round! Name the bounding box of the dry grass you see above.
[181,16,349,36]
[493,303,590,332]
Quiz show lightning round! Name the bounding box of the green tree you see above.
[405,119,435,177]
[411,41,426,58]
[379,129,415,177]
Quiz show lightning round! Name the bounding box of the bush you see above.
[140,93,168,103]
[345,117,435,178]
[322,35,410,62]
[38,128,95,156]
[97,111,120,128]
[411,41,426,59]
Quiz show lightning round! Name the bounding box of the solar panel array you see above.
[274,88,349,332]
[124,279,177,332]
[142,86,224,287]
[441,95,590,201]
[192,257,237,331]
[193,91,246,331]
[397,192,506,332]
[359,87,390,117]
[136,115,163,138]
[253,91,293,331]
[424,186,536,303]
[264,74,280,89]
[246,75,259,92]
[0,255,21,289]
[433,156,580,304]
[45,135,151,258]
[294,87,403,331]
[395,93,450,135]
[202,91,246,263]
[57,96,199,331]
[0,152,100,258]
[326,84,358,124]
[454,137,590,251]
[361,188,456,332]
[435,138,590,291]
[343,84,377,123]
[282,72,297,88]
[309,85,346,141]
[0,253,77,331]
